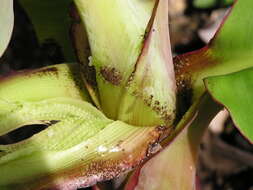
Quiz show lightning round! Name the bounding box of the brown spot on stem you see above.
[100,67,122,85]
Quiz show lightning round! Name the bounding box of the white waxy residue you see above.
[47,130,54,138]
[109,146,121,153]
[97,145,108,153]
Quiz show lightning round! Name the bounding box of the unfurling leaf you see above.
[74,0,176,126]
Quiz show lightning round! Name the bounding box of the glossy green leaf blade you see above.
[125,94,221,190]
[205,68,253,143]
[19,0,75,61]
[0,0,14,57]
[212,0,253,58]
[174,0,253,102]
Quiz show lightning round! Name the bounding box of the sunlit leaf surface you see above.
[0,97,164,189]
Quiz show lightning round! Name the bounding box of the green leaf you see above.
[193,0,216,8]
[19,0,75,61]
[193,0,234,9]
[0,0,14,57]
[174,0,253,102]
[0,97,104,139]
[205,67,253,143]
[74,0,176,126]
[174,0,253,144]
[118,0,176,126]
[73,0,155,123]
[0,63,91,142]
[0,64,90,102]
[0,98,164,189]
[125,94,221,190]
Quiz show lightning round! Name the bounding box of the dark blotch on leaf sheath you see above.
[28,67,59,77]
[34,67,59,77]
[100,67,122,85]
[0,67,59,82]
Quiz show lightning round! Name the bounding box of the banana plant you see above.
[0,0,252,189]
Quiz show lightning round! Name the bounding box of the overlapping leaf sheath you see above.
[0,0,178,188]
[0,97,164,189]
[125,94,221,190]
[0,62,166,189]
[74,0,176,126]
[0,64,90,102]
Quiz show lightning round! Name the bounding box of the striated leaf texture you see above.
[0,97,165,189]
[74,0,176,126]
